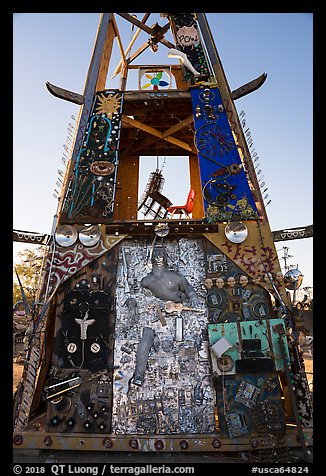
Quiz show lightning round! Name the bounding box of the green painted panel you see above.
[208,318,289,372]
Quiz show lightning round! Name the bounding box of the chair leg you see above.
[169,208,190,219]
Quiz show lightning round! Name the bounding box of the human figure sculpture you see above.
[263,272,273,284]
[204,278,214,289]
[141,248,200,308]
[132,327,155,386]
[239,275,249,287]
[215,277,225,289]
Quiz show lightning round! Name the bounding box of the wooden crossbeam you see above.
[112,13,151,79]
[124,115,194,156]
[14,343,41,431]
[162,115,193,138]
[117,13,153,35]
[117,13,172,47]
[111,15,127,68]
[121,114,195,153]
[114,14,174,77]
[124,40,151,67]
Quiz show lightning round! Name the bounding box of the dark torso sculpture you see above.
[141,250,199,307]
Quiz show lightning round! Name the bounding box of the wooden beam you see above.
[121,116,194,156]
[113,155,139,220]
[171,66,188,90]
[125,40,151,66]
[189,154,205,219]
[117,13,153,35]
[117,14,173,48]
[112,13,151,78]
[115,14,174,75]
[123,90,191,101]
[162,115,193,138]
[127,64,181,70]
[95,16,116,91]
[110,15,129,91]
[111,14,127,68]
[121,114,195,153]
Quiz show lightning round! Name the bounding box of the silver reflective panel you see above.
[55,225,78,247]
[284,268,303,290]
[224,221,248,243]
[79,225,101,246]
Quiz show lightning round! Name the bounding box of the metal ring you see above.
[216,355,234,372]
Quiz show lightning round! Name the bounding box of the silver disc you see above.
[79,225,101,246]
[90,342,101,353]
[67,343,77,354]
[55,225,78,247]
[225,221,248,243]
[154,223,170,237]
[284,268,303,290]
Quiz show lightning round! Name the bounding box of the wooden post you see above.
[57,13,115,223]
[189,153,204,218]
[113,155,140,220]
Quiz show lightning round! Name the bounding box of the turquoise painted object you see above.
[208,318,290,372]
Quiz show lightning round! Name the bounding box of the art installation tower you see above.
[13,13,313,463]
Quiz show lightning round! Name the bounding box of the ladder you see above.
[14,332,43,431]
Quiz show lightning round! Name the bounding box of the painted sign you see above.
[191,85,259,222]
[62,91,123,220]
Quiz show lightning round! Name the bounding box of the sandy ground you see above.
[13,362,24,393]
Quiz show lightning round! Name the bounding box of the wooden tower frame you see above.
[13,13,312,462]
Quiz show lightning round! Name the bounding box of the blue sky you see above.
[13,13,313,288]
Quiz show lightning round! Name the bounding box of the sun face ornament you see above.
[95,92,122,119]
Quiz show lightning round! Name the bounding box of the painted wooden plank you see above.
[196,13,266,221]
[58,13,113,222]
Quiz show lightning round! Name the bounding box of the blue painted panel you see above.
[191,86,258,222]
[214,372,285,438]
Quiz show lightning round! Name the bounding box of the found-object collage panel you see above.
[45,234,287,437]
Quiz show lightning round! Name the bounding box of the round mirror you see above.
[225,221,248,243]
[79,225,101,246]
[284,268,303,290]
[154,223,170,237]
[55,225,78,247]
